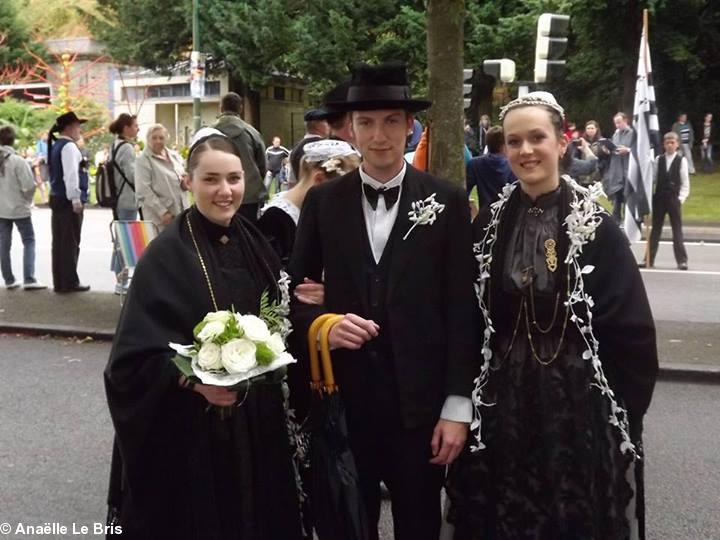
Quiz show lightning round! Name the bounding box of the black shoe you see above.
[55,284,91,293]
[678,262,688,270]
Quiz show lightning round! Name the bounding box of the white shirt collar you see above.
[665,152,678,161]
[359,162,407,190]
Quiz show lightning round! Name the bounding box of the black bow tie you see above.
[363,184,400,211]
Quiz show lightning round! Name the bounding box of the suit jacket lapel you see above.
[333,171,373,310]
[387,168,427,298]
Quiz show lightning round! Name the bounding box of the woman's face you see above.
[149,129,166,154]
[503,106,566,197]
[123,119,139,141]
[585,123,597,139]
[188,149,244,227]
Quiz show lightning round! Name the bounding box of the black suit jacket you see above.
[289,165,480,429]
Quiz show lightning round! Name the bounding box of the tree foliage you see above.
[0,0,45,66]
[84,0,719,127]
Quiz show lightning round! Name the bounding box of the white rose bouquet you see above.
[169,278,296,388]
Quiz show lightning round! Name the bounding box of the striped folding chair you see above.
[109,220,159,302]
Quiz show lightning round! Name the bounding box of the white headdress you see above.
[499,91,565,121]
[302,139,359,175]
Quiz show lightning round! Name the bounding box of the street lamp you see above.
[191,0,203,132]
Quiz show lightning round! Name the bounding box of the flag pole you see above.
[642,9,653,269]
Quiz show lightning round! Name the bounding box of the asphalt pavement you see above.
[0,335,717,539]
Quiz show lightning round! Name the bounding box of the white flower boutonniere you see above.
[403,193,445,240]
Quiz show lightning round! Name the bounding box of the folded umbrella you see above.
[306,314,370,540]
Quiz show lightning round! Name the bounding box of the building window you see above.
[143,81,222,99]
[274,86,286,101]
[121,86,147,102]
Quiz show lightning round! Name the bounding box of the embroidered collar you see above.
[261,193,301,225]
[470,176,637,458]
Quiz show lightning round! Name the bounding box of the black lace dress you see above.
[447,184,657,540]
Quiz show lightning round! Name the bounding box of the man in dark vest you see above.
[289,62,479,540]
[212,92,268,223]
[643,131,690,269]
[48,111,90,292]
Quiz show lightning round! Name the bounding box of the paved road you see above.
[0,335,718,539]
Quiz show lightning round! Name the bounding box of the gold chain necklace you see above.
[186,213,219,311]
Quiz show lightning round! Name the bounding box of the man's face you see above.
[272,137,281,147]
[614,115,627,130]
[706,114,713,123]
[351,109,413,180]
[679,114,687,123]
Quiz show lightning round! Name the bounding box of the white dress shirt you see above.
[59,135,83,202]
[358,164,473,423]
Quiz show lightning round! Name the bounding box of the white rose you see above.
[197,320,226,342]
[221,338,257,373]
[204,310,232,324]
[267,332,286,356]
[236,314,271,342]
[197,342,223,370]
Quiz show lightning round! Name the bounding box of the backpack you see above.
[96,141,133,212]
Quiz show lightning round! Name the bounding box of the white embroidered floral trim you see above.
[403,193,445,240]
[470,177,637,458]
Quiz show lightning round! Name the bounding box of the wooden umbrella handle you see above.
[308,313,339,391]
[319,314,345,394]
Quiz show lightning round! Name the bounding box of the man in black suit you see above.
[289,63,479,540]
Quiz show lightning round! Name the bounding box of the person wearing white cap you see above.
[258,139,359,268]
[446,91,657,540]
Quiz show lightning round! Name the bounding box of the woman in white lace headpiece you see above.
[258,139,360,268]
[446,91,658,540]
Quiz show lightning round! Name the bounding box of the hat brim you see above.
[325,99,431,113]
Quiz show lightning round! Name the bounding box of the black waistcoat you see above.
[657,155,682,196]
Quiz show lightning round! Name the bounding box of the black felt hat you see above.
[55,111,87,130]
[324,63,431,113]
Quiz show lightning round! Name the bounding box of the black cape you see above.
[104,208,303,540]
[448,179,658,540]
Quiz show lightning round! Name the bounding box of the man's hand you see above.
[294,278,324,305]
[72,199,83,214]
[429,419,468,465]
[616,146,631,156]
[328,313,379,350]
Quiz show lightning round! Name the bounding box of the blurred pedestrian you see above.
[212,91,268,222]
[288,110,330,185]
[672,113,695,174]
[0,126,46,290]
[465,126,515,208]
[700,113,714,173]
[108,113,140,294]
[602,112,634,223]
[135,124,189,232]
[264,136,290,194]
[47,111,90,293]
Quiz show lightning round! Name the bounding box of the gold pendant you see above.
[544,239,557,272]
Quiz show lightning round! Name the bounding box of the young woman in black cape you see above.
[104,134,304,539]
[446,93,658,540]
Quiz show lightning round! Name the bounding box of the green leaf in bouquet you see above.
[259,289,282,333]
[255,342,275,366]
[193,320,207,340]
[171,354,199,381]
[215,314,242,345]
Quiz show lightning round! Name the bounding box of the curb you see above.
[2,324,720,382]
[0,323,114,341]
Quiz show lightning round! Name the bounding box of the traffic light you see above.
[482,59,516,83]
[463,68,474,110]
[534,13,570,84]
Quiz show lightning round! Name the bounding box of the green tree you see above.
[0,0,45,66]
[0,98,56,148]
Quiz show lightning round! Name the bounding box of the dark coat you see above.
[288,165,480,429]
